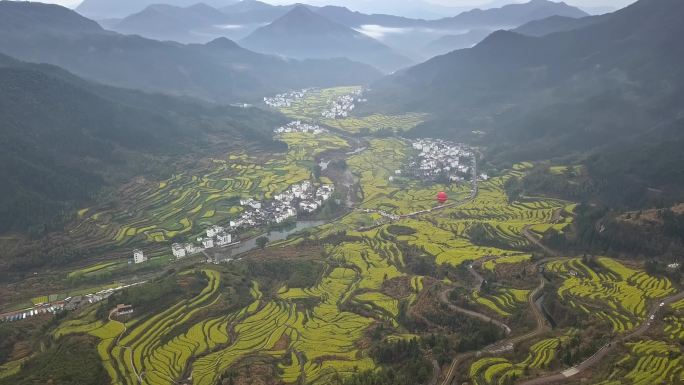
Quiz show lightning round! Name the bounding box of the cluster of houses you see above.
[263,89,311,108]
[274,121,327,135]
[0,282,145,323]
[403,139,484,183]
[322,89,365,119]
[230,182,334,230]
[0,303,64,323]
[171,225,234,260]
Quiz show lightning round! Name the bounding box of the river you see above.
[216,220,326,261]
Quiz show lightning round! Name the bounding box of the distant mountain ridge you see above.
[0,1,105,35]
[102,0,590,65]
[512,14,603,36]
[430,0,588,28]
[240,5,413,72]
[0,2,381,103]
[114,3,232,42]
[76,0,238,19]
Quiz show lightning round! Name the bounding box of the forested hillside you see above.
[0,53,284,234]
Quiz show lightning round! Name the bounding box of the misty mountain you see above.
[370,0,684,204]
[115,3,229,37]
[580,5,617,15]
[0,52,285,233]
[76,0,238,19]
[0,1,105,35]
[430,0,588,28]
[99,0,591,66]
[220,0,295,23]
[512,14,602,36]
[307,0,477,20]
[422,29,493,57]
[0,2,381,104]
[113,3,242,43]
[240,5,413,73]
[312,5,425,28]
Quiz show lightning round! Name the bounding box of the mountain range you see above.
[512,14,603,36]
[0,2,381,104]
[370,0,684,206]
[104,0,589,61]
[76,0,238,19]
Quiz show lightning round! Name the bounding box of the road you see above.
[438,276,548,385]
[436,225,566,385]
[522,224,560,258]
[518,289,684,385]
[439,288,513,336]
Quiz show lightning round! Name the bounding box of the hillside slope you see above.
[0,53,283,233]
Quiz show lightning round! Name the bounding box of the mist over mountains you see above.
[97,0,589,61]
[240,5,413,72]
[0,2,381,103]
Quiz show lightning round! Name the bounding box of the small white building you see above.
[133,249,147,264]
[202,238,215,249]
[172,243,187,259]
[240,199,262,210]
[206,225,224,238]
[216,233,232,246]
[185,243,202,255]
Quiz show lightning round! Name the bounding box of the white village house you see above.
[216,232,232,246]
[201,237,215,249]
[172,243,187,259]
[133,249,146,264]
[206,225,225,238]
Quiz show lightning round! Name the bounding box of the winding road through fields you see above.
[436,219,684,385]
[518,289,684,385]
[438,275,548,385]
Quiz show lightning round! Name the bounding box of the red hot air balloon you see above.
[437,191,448,205]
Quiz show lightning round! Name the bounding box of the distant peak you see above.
[206,37,241,50]
[290,4,314,13]
[475,29,526,47]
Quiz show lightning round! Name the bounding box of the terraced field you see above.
[483,254,532,271]
[69,132,349,248]
[469,335,570,385]
[277,86,362,121]
[347,138,470,215]
[323,113,427,134]
[58,270,228,385]
[273,86,427,134]
[53,133,585,384]
[664,299,684,342]
[593,340,684,385]
[473,288,530,317]
[191,234,417,385]
[546,258,674,332]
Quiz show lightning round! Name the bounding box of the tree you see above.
[256,236,269,249]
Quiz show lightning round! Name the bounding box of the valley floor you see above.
[0,87,681,385]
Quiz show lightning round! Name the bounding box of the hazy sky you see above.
[40,0,635,10]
